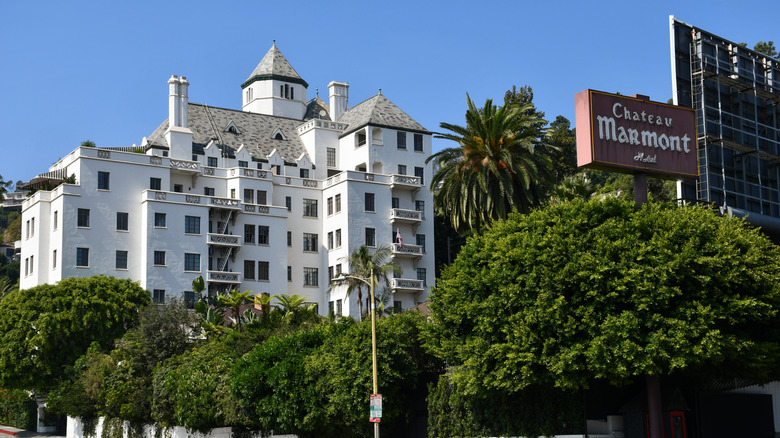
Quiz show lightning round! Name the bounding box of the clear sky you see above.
[1,0,778,186]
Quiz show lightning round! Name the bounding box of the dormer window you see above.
[224,121,241,135]
[272,128,287,141]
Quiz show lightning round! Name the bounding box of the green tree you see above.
[330,245,399,320]
[218,289,253,332]
[754,41,778,57]
[0,275,150,393]
[4,215,21,242]
[425,198,780,436]
[0,175,11,202]
[428,94,554,233]
[80,140,96,148]
[274,293,318,325]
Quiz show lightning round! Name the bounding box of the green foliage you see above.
[587,169,676,202]
[429,93,555,234]
[81,140,96,148]
[754,41,778,57]
[231,328,326,436]
[0,275,150,393]
[306,313,442,438]
[426,198,780,399]
[3,214,21,243]
[427,375,583,438]
[330,245,399,320]
[0,388,37,430]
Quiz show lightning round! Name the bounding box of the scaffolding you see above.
[674,18,780,218]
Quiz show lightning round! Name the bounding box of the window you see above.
[243,189,254,204]
[24,258,28,276]
[327,147,336,167]
[29,255,33,275]
[329,301,334,315]
[398,165,407,175]
[327,197,333,216]
[77,208,90,228]
[365,193,375,212]
[238,160,248,168]
[414,133,423,151]
[244,260,255,280]
[335,194,342,213]
[328,266,334,280]
[417,268,427,287]
[30,218,34,237]
[153,289,165,304]
[285,196,292,211]
[117,212,129,231]
[53,211,58,231]
[98,171,110,190]
[259,226,269,245]
[303,233,318,252]
[416,234,426,252]
[392,197,399,209]
[394,301,402,312]
[415,166,424,184]
[300,168,310,178]
[366,228,376,247]
[336,299,343,315]
[335,229,342,248]
[258,261,269,281]
[183,291,196,309]
[244,224,255,243]
[304,267,319,286]
[154,251,166,266]
[415,200,425,219]
[207,157,218,167]
[204,187,215,196]
[25,220,29,239]
[271,164,281,175]
[230,189,236,199]
[52,250,57,269]
[184,253,200,271]
[336,263,342,276]
[328,231,334,250]
[116,250,128,270]
[76,247,89,267]
[185,216,200,234]
[303,199,318,217]
[397,131,407,149]
[257,190,267,205]
[174,184,183,192]
[257,162,263,170]
[287,231,292,247]
[154,212,166,228]
[287,266,292,282]
[150,177,162,190]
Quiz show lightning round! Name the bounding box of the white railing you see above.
[390,208,421,221]
[210,197,239,208]
[391,278,424,290]
[207,233,241,246]
[207,271,241,283]
[170,159,199,170]
[391,174,422,186]
[391,243,422,256]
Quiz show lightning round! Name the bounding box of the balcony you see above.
[390,208,422,225]
[391,243,423,259]
[207,270,242,284]
[207,233,241,247]
[391,174,422,191]
[391,278,424,292]
[169,159,200,174]
[209,196,240,210]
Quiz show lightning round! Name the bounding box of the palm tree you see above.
[274,293,317,324]
[217,289,253,332]
[0,277,18,300]
[330,245,399,321]
[0,174,11,202]
[427,94,555,233]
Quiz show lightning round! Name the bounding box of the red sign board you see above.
[575,89,698,179]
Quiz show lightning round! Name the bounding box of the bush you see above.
[0,388,37,430]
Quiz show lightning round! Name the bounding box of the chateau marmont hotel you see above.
[19,43,435,317]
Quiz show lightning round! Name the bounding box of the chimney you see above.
[168,75,180,127]
[328,81,349,121]
[179,76,189,128]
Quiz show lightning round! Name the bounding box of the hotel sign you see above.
[575,89,698,179]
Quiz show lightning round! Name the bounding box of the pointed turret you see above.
[241,42,308,119]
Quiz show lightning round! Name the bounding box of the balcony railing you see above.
[391,174,422,190]
[207,233,241,247]
[207,271,242,283]
[390,208,422,224]
[391,278,424,291]
[391,243,423,258]
[210,197,240,209]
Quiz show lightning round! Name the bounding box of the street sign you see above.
[369,393,382,422]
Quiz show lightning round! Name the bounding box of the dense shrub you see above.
[0,388,36,430]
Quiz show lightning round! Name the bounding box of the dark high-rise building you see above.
[670,16,780,238]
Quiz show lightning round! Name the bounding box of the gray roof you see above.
[242,42,308,89]
[146,103,311,163]
[338,93,429,137]
[304,96,331,120]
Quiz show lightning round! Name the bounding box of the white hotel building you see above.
[19,43,434,317]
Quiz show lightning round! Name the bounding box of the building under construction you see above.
[670,16,780,239]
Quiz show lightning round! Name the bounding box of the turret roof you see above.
[242,42,308,89]
[337,93,429,137]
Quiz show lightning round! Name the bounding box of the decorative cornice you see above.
[241,74,309,89]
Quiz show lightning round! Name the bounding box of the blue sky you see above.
[1,0,778,186]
